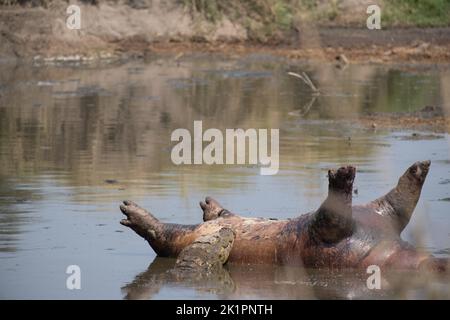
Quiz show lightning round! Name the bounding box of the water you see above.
[0,54,449,299]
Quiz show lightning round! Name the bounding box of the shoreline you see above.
[4,39,450,70]
[1,3,450,65]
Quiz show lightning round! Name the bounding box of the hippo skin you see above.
[120,161,448,272]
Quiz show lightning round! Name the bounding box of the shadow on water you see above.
[0,54,449,299]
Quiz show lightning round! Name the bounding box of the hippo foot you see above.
[120,200,161,240]
[200,197,227,221]
[328,166,355,195]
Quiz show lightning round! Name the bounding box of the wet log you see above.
[121,228,236,299]
[172,227,235,274]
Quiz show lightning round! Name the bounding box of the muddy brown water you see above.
[0,54,449,299]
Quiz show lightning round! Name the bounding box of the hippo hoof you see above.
[200,197,224,221]
[328,166,355,194]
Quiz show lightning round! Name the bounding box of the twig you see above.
[288,96,317,117]
[288,71,320,95]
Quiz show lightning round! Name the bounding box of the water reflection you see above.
[0,56,445,185]
[0,55,449,299]
[122,257,235,300]
[0,178,40,252]
[122,257,450,299]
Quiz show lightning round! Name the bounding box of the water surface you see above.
[0,55,449,299]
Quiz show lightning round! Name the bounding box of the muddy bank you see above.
[147,39,450,66]
[360,106,450,133]
[1,1,450,64]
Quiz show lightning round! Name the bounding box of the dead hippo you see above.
[120,160,448,272]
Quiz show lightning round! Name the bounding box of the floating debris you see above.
[399,133,444,140]
[335,54,349,69]
[104,179,118,184]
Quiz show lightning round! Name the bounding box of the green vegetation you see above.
[384,0,450,27]
[182,0,299,41]
[1,0,449,29]
[182,0,222,22]
[0,0,97,5]
[182,1,295,27]
[182,0,450,29]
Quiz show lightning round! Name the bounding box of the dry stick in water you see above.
[288,71,320,117]
[288,71,320,95]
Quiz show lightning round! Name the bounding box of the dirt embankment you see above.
[1,0,450,64]
[359,106,450,133]
[147,28,450,66]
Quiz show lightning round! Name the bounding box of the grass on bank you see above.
[384,0,450,27]
[1,0,449,29]
[183,0,450,30]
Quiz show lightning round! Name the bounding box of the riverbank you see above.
[1,1,450,65]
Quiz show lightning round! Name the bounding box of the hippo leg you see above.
[120,200,164,240]
[367,243,450,273]
[120,200,198,257]
[370,160,430,233]
[418,257,450,273]
[199,196,233,221]
[309,166,355,243]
